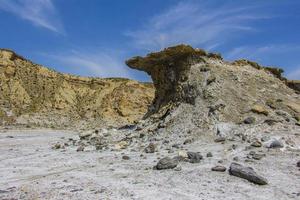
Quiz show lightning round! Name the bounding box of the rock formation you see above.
[0,49,154,128]
[126,45,300,130]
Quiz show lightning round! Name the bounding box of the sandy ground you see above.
[0,129,300,200]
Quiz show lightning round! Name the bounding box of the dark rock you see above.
[297,161,300,167]
[264,119,279,126]
[211,166,226,172]
[144,143,156,153]
[6,135,14,138]
[118,124,137,130]
[172,143,180,149]
[183,138,193,145]
[155,157,178,170]
[76,146,84,152]
[244,117,255,124]
[206,152,213,157]
[52,143,61,149]
[214,137,226,143]
[122,155,130,160]
[252,153,265,160]
[229,162,268,185]
[187,152,203,163]
[251,140,262,148]
[267,139,284,148]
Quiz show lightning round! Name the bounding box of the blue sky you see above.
[0,0,300,81]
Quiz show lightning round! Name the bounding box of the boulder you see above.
[187,152,203,163]
[155,157,178,170]
[229,162,268,185]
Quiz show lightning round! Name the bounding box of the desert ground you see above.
[0,128,299,200]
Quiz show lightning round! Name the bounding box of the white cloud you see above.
[0,0,64,34]
[286,67,300,80]
[226,45,300,60]
[126,1,270,51]
[44,49,132,78]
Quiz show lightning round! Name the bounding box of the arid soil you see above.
[0,128,299,200]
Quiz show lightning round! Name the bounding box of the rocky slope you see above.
[0,49,154,128]
[126,45,300,130]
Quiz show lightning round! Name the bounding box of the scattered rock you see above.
[155,157,178,170]
[266,139,284,149]
[144,143,156,153]
[174,166,182,171]
[79,131,93,139]
[52,143,61,149]
[229,162,268,185]
[187,152,203,163]
[178,150,188,158]
[252,153,265,160]
[244,117,255,124]
[183,138,193,145]
[214,137,226,143]
[251,140,262,148]
[115,141,128,150]
[211,166,226,172]
[122,155,130,160]
[251,105,269,116]
[76,146,84,152]
[206,152,213,157]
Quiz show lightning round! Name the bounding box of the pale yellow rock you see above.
[178,150,188,158]
[115,141,128,150]
[251,105,269,116]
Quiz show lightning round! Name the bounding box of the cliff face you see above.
[126,45,300,129]
[0,49,154,128]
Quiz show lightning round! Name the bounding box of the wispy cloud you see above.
[0,0,64,34]
[226,45,300,60]
[126,0,270,51]
[286,67,300,80]
[43,49,133,78]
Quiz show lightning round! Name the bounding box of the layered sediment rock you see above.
[0,49,154,128]
[127,45,300,127]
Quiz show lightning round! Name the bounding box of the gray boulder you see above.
[155,157,178,170]
[229,162,268,185]
[187,152,203,163]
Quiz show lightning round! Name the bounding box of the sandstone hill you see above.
[0,49,154,128]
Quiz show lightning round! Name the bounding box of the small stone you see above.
[187,152,203,163]
[178,150,188,158]
[122,155,130,160]
[144,143,156,153]
[174,166,182,171]
[251,140,262,148]
[214,137,226,143]
[6,135,14,138]
[183,138,193,145]
[297,161,300,167]
[251,105,269,116]
[244,117,255,124]
[76,146,84,152]
[252,153,265,160]
[79,131,93,139]
[115,141,128,150]
[206,152,213,157]
[155,157,178,170]
[172,144,180,149]
[211,166,226,172]
[266,139,284,149]
[229,162,268,185]
[233,156,239,161]
[52,143,61,149]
